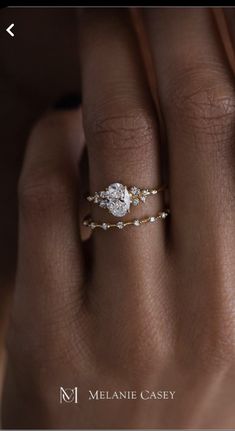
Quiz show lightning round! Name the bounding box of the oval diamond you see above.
[106,183,130,217]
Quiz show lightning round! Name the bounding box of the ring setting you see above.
[87,182,166,218]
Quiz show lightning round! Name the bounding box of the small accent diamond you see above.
[99,201,107,208]
[130,186,140,196]
[132,198,139,206]
[117,222,124,229]
[94,194,99,203]
[150,216,156,222]
[133,220,140,226]
[90,222,96,229]
[102,223,109,230]
[142,189,149,196]
[161,212,168,219]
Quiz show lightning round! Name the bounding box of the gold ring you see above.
[83,209,170,231]
[86,182,167,218]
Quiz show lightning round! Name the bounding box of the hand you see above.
[0,8,81,289]
[2,9,235,429]
[0,8,82,401]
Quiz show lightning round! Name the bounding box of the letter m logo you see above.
[60,387,78,404]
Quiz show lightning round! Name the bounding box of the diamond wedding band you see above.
[87,182,167,218]
[83,210,170,231]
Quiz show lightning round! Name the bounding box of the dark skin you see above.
[1,7,235,429]
[0,10,83,413]
[0,8,81,367]
[0,8,81,286]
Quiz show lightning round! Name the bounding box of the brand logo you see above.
[60,387,78,404]
[59,387,176,404]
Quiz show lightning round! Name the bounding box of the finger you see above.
[78,11,167,281]
[144,9,235,248]
[223,8,235,73]
[13,109,85,342]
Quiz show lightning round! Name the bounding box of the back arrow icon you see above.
[6,23,14,37]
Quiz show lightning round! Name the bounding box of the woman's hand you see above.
[0,8,82,402]
[0,8,81,288]
[2,9,235,429]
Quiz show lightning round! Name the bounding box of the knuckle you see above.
[18,169,74,218]
[165,63,235,150]
[86,108,156,155]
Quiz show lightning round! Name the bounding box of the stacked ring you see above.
[84,182,169,232]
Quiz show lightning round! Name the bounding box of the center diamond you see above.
[105,183,130,217]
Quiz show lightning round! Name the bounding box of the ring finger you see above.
[78,10,168,284]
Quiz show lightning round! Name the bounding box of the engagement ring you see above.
[87,182,167,218]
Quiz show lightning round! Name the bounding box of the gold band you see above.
[83,209,170,231]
